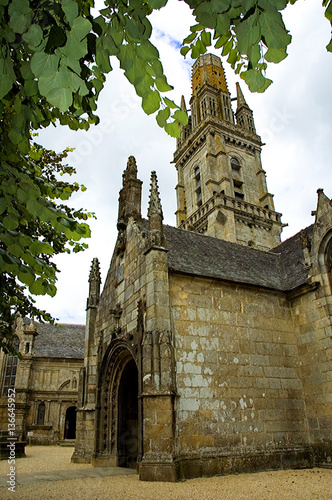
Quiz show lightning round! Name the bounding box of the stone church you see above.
[71,54,332,481]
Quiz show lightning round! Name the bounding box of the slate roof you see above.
[164,224,310,292]
[32,322,85,359]
[271,225,314,290]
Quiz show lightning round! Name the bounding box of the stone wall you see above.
[170,273,312,477]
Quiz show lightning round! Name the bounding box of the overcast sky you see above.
[36,0,332,325]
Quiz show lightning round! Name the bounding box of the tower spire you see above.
[173,54,283,250]
[235,82,256,134]
[117,156,142,229]
[236,82,248,110]
[180,95,188,115]
[147,171,164,248]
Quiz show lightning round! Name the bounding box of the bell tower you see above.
[174,54,284,250]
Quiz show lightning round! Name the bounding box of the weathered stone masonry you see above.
[72,55,332,480]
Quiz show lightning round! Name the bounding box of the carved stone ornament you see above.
[110,304,123,335]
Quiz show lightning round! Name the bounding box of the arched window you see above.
[37,402,46,425]
[325,238,332,288]
[2,335,20,396]
[230,157,241,171]
[230,157,244,200]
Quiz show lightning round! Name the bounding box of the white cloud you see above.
[35,0,332,323]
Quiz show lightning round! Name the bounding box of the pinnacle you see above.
[125,155,138,179]
[236,82,249,110]
[89,257,101,283]
[181,95,188,115]
[147,171,163,219]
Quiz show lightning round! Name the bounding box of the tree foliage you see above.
[0,141,94,352]
[181,0,331,93]
[0,0,331,349]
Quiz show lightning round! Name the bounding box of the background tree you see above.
[0,141,93,352]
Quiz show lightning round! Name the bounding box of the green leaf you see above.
[7,243,23,258]
[126,17,147,39]
[147,0,167,8]
[156,107,170,127]
[327,37,332,52]
[201,30,212,48]
[242,69,272,92]
[136,40,159,61]
[29,278,49,295]
[22,24,43,48]
[227,47,240,66]
[163,97,179,109]
[215,12,230,36]
[256,76,273,93]
[180,46,190,56]
[31,52,59,78]
[155,75,173,92]
[0,198,6,215]
[247,43,261,66]
[183,32,197,44]
[259,9,292,49]
[142,90,161,114]
[258,0,288,9]
[24,79,38,97]
[17,271,35,286]
[194,3,217,29]
[325,0,332,21]
[264,47,287,63]
[165,121,180,138]
[95,47,112,72]
[0,74,14,99]
[235,12,260,54]
[0,57,15,98]
[8,0,32,34]
[3,214,19,230]
[61,0,79,25]
[71,16,92,40]
[190,24,205,32]
[173,109,188,126]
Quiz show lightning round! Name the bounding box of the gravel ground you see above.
[1,446,332,500]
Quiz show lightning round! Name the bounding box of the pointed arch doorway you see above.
[64,406,76,439]
[117,358,139,469]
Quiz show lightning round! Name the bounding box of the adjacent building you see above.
[0,316,84,446]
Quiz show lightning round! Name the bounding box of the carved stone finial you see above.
[110,303,123,335]
[89,258,101,283]
[147,171,163,219]
[87,258,101,309]
[146,171,165,249]
[118,156,142,227]
[25,320,37,335]
[300,229,311,251]
[125,155,138,180]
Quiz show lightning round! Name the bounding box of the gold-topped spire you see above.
[191,54,229,97]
